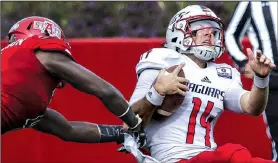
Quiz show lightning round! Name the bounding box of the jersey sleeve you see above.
[223,67,249,113]
[30,36,74,61]
[136,48,180,76]
[129,69,160,106]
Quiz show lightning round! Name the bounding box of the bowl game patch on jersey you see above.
[216,67,232,79]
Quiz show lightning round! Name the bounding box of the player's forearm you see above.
[98,85,141,129]
[131,97,156,126]
[33,109,125,143]
[245,85,269,116]
[130,84,166,125]
[38,50,138,127]
[65,122,124,143]
[242,74,270,116]
[98,84,129,116]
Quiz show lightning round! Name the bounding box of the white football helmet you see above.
[165,5,225,61]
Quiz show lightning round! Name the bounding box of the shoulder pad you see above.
[30,36,74,60]
[136,48,181,75]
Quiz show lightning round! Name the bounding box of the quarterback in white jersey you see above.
[128,5,276,163]
[131,48,246,162]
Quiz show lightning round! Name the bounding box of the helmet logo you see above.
[170,11,189,25]
[33,21,62,39]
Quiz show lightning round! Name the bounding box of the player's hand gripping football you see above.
[154,63,189,96]
[246,48,276,78]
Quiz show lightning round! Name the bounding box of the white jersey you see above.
[130,48,248,163]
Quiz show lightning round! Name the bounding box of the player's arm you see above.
[129,70,159,125]
[225,49,276,116]
[35,50,140,129]
[130,64,188,125]
[33,108,125,143]
[240,49,276,115]
[240,85,268,116]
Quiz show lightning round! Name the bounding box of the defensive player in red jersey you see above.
[1,16,145,145]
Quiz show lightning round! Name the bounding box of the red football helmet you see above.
[8,16,65,44]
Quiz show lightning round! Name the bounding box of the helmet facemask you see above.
[167,15,225,61]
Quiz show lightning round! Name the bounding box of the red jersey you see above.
[1,35,73,133]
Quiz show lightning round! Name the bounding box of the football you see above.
[156,65,186,117]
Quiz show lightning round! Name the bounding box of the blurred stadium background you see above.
[1,1,237,39]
